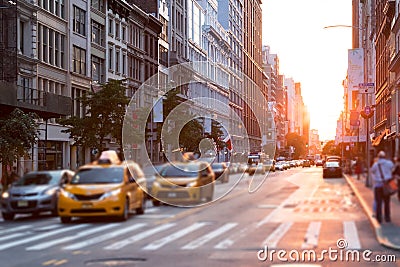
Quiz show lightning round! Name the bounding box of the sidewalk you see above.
[344,173,400,250]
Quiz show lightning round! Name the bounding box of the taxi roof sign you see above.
[97,150,121,165]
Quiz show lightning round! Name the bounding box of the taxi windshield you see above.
[70,167,124,184]
[160,164,199,178]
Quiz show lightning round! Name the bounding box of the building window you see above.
[108,18,113,35]
[109,46,113,70]
[72,87,86,118]
[91,0,104,12]
[42,27,48,62]
[115,21,120,39]
[73,6,86,36]
[122,53,126,75]
[122,26,126,41]
[73,46,86,75]
[49,29,54,65]
[115,49,120,73]
[91,55,103,83]
[91,20,104,46]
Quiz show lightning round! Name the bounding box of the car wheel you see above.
[136,196,146,215]
[60,216,71,224]
[51,207,58,216]
[119,198,130,221]
[2,212,15,221]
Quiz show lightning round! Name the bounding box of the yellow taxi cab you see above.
[151,161,215,206]
[58,151,147,223]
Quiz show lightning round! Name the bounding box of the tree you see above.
[0,108,39,167]
[59,80,129,155]
[285,132,307,159]
[322,140,340,156]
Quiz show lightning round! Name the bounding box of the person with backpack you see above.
[370,151,394,224]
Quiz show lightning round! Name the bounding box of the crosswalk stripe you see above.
[63,223,146,250]
[343,221,361,249]
[104,223,176,250]
[0,225,31,235]
[142,222,209,251]
[0,224,88,250]
[181,223,238,250]
[301,221,321,249]
[214,224,254,249]
[261,222,293,248]
[0,232,27,241]
[26,223,121,250]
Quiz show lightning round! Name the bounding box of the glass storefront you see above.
[38,141,63,170]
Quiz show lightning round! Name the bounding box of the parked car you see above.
[322,161,343,178]
[211,162,229,183]
[275,161,285,171]
[151,161,215,206]
[263,159,275,172]
[302,160,311,168]
[1,169,74,221]
[58,150,147,223]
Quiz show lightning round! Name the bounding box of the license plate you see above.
[167,192,177,198]
[17,200,28,207]
[81,203,93,208]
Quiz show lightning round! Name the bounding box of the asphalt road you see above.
[0,166,399,267]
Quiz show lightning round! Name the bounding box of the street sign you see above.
[358,83,374,94]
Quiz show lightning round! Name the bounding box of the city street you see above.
[0,166,399,267]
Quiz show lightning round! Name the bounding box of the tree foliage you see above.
[0,108,39,166]
[322,140,340,156]
[58,80,129,154]
[285,132,307,159]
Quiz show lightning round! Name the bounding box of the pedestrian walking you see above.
[392,157,400,201]
[370,151,394,223]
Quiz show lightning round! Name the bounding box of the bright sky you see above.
[262,0,352,141]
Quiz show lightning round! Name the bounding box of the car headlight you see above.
[152,181,161,188]
[1,191,9,199]
[44,188,57,196]
[99,188,121,200]
[60,189,77,200]
[187,181,197,187]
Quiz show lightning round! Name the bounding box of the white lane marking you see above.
[301,221,321,249]
[0,232,27,241]
[343,221,361,249]
[181,223,238,250]
[37,225,61,231]
[26,223,121,250]
[104,223,176,250]
[144,207,160,213]
[138,214,174,219]
[63,223,146,250]
[0,225,31,235]
[142,222,209,250]
[214,224,253,249]
[0,224,88,250]
[261,222,293,248]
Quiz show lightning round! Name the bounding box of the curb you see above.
[343,174,400,250]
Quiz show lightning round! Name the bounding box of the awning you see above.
[372,129,390,146]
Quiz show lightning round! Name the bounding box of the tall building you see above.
[0,0,162,175]
[242,0,262,152]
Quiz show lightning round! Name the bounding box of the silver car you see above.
[1,170,74,221]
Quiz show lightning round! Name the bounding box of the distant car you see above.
[275,161,285,171]
[302,160,311,168]
[323,161,343,178]
[1,170,74,221]
[315,159,324,167]
[263,159,275,172]
[142,164,166,199]
[151,161,215,205]
[211,162,229,183]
